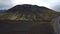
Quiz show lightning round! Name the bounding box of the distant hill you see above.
[0,10,6,13]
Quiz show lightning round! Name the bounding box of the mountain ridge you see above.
[6,4,52,13]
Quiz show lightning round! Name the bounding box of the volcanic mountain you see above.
[0,4,59,22]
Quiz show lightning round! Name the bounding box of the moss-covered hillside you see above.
[0,4,60,22]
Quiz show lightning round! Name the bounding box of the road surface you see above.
[56,17,60,34]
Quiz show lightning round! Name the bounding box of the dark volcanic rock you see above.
[6,4,50,14]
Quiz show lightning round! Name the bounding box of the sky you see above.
[0,0,60,12]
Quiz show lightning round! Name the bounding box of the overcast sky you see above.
[0,0,60,12]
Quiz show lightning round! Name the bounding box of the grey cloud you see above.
[52,4,60,12]
[0,0,14,10]
[0,0,60,12]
